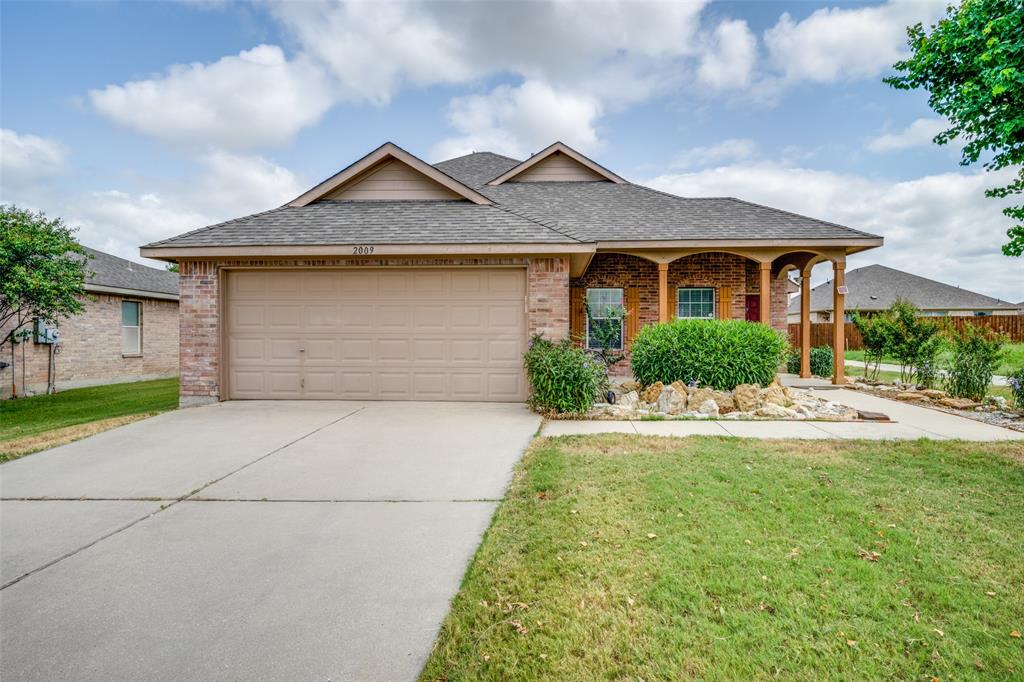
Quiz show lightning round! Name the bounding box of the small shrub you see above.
[888,300,942,383]
[943,325,1006,401]
[852,312,896,380]
[630,319,788,390]
[786,345,834,377]
[523,335,605,414]
[1007,367,1024,409]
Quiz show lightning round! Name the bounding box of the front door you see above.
[745,295,760,322]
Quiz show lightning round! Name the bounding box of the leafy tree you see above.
[852,312,896,380]
[887,300,943,384]
[885,0,1024,255]
[0,205,90,350]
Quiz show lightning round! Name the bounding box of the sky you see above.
[1,0,1021,302]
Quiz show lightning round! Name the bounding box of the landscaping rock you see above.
[761,383,789,407]
[669,380,688,396]
[756,404,797,418]
[657,385,688,415]
[697,399,719,417]
[713,391,736,414]
[619,380,643,394]
[641,382,664,404]
[733,384,761,412]
[921,389,947,400]
[688,388,717,411]
[895,391,922,401]
[617,391,640,410]
[938,397,980,410]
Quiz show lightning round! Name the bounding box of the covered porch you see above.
[567,245,855,384]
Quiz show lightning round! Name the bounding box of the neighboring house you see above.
[1,247,179,398]
[786,264,1020,323]
[1018,301,1024,315]
[141,141,882,404]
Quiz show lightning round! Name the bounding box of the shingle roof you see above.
[145,150,881,249]
[82,246,179,297]
[144,200,580,247]
[787,264,1019,314]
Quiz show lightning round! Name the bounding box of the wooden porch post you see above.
[759,261,771,325]
[658,262,671,323]
[832,260,846,385]
[800,265,812,378]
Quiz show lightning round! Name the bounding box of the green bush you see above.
[523,335,605,414]
[943,325,1006,401]
[631,319,788,390]
[786,345,834,377]
[1008,367,1024,409]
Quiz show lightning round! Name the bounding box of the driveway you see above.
[0,401,540,681]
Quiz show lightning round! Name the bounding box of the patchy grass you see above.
[423,435,1024,681]
[844,365,1014,402]
[0,378,178,462]
[845,343,1024,376]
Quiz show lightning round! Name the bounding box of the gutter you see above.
[85,283,179,302]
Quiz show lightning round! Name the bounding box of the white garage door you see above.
[225,269,527,401]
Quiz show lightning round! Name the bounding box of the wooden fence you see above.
[787,315,1024,350]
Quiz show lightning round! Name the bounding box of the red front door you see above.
[745,295,760,322]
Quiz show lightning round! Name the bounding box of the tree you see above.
[0,205,90,350]
[885,0,1024,255]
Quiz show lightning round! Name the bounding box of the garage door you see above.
[225,269,527,401]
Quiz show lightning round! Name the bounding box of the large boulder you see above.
[756,403,798,418]
[688,388,717,411]
[669,380,688,396]
[641,381,664,404]
[657,385,688,415]
[619,380,643,394]
[697,399,720,417]
[733,384,762,412]
[761,379,790,407]
[713,391,736,414]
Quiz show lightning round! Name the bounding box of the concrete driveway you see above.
[0,401,540,681]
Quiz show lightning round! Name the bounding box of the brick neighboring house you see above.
[1,247,179,398]
[141,142,882,405]
[786,264,1020,322]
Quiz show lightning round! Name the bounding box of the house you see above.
[1,247,179,398]
[786,264,1020,323]
[140,142,882,404]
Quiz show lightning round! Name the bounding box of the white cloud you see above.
[0,129,69,191]
[644,164,1023,302]
[867,117,947,152]
[89,45,334,149]
[672,138,758,169]
[432,81,603,160]
[764,0,946,84]
[698,19,757,89]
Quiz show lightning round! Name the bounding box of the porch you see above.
[566,248,849,384]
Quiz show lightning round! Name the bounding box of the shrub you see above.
[888,300,942,383]
[523,335,605,414]
[630,319,788,390]
[1008,367,1024,409]
[943,325,1006,401]
[786,345,834,377]
[852,312,896,380]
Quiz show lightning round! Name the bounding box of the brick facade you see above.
[177,256,570,404]
[570,252,789,373]
[1,293,178,398]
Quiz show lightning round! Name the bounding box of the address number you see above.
[352,245,375,255]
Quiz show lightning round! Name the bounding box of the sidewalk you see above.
[542,388,1023,441]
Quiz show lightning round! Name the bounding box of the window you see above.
[585,288,624,350]
[677,287,714,319]
[122,301,141,355]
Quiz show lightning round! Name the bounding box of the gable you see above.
[487,141,625,185]
[508,151,606,182]
[319,158,462,201]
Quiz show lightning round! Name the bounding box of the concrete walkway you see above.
[544,388,1023,441]
[1,401,540,681]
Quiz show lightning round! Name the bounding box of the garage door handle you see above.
[298,348,305,352]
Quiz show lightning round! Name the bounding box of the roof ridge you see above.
[434,150,523,165]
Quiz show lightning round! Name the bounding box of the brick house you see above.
[141,142,882,405]
[1,247,179,397]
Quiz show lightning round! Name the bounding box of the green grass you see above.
[423,435,1024,680]
[0,378,179,461]
[845,343,1024,376]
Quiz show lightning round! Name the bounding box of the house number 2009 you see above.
[352,245,375,255]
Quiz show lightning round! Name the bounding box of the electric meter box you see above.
[33,319,60,344]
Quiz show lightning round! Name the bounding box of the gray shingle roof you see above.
[145,201,580,247]
[82,246,179,297]
[788,264,1019,314]
[145,150,880,249]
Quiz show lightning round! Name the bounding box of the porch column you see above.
[800,266,812,378]
[832,260,846,385]
[759,261,771,325]
[658,262,671,323]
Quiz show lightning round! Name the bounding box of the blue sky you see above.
[1,0,1020,301]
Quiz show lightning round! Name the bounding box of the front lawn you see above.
[0,377,179,462]
[423,435,1024,680]
[845,343,1024,376]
